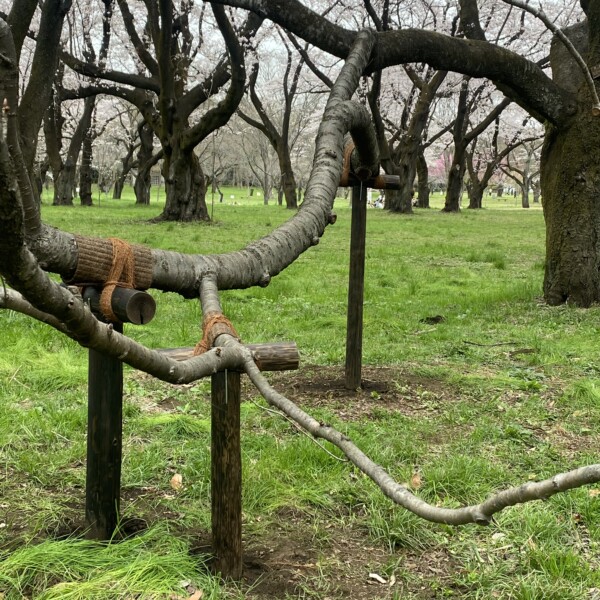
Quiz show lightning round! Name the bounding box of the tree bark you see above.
[416,151,430,208]
[468,180,484,209]
[53,162,76,206]
[79,126,94,206]
[279,150,298,209]
[160,149,208,221]
[542,108,600,307]
[443,157,466,212]
[113,142,137,200]
[521,182,530,209]
[134,123,155,205]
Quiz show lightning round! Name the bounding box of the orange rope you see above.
[193,312,241,355]
[99,238,135,323]
[339,142,355,187]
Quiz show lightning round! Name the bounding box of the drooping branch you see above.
[196,267,600,527]
[500,0,600,114]
[0,288,69,335]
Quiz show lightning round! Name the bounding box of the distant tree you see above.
[111,105,142,200]
[238,34,307,209]
[465,113,541,209]
[501,139,543,209]
[61,2,262,221]
[239,121,279,203]
[442,78,512,212]
[134,122,159,206]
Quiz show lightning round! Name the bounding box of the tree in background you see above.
[62,1,262,221]
[501,138,544,209]
[238,34,306,209]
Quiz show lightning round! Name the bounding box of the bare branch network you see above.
[0,3,599,531]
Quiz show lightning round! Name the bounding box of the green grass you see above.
[2,186,600,598]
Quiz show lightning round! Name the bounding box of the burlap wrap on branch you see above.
[68,235,153,323]
[193,312,241,355]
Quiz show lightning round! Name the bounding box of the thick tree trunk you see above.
[79,130,93,206]
[113,177,125,200]
[53,162,76,206]
[278,150,298,209]
[443,152,466,212]
[542,111,600,307]
[134,170,151,205]
[416,152,430,208]
[521,181,530,208]
[385,144,416,213]
[135,124,154,205]
[159,150,209,221]
[468,181,484,209]
[385,154,414,213]
[533,180,541,204]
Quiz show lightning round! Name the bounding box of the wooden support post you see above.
[345,184,367,389]
[85,322,123,540]
[211,369,242,579]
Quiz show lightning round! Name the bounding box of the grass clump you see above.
[0,525,225,599]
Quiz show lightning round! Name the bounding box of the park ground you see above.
[1,188,600,599]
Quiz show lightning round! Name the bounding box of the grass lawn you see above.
[1,186,600,599]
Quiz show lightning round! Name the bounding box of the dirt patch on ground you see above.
[254,364,462,421]
[186,507,462,600]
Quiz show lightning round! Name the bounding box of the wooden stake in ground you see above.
[345,184,368,389]
[85,322,123,539]
[211,369,242,579]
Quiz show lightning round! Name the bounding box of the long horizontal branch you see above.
[61,51,161,94]
[243,355,600,525]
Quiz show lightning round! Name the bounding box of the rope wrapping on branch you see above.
[69,235,153,289]
[339,142,356,187]
[194,312,241,355]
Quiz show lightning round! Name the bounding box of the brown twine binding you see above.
[99,238,136,323]
[339,142,355,187]
[69,235,153,290]
[193,312,241,355]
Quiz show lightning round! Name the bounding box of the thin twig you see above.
[463,340,519,347]
[247,397,348,463]
[500,0,600,114]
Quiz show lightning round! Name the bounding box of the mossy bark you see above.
[542,108,600,306]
